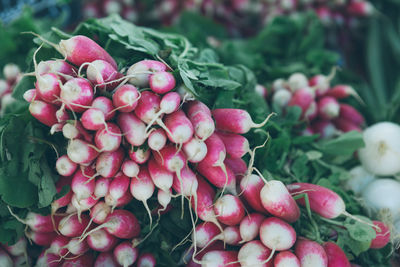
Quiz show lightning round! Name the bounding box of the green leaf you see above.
[316,131,365,156]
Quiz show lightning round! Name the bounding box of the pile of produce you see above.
[0,63,22,114]
[0,14,395,267]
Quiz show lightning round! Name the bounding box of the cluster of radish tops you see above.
[0,34,390,267]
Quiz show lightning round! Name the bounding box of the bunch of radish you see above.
[267,72,365,139]
[0,63,22,115]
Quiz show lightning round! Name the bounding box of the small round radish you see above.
[309,74,330,97]
[148,128,167,152]
[259,217,297,251]
[3,237,27,257]
[149,71,176,94]
[29,100,58,126]
[56,155,77,176]
[172,166,199,198]
[95,148,125,178]
[317,96,340,120]
[71,167,96,200]
[94,177,111,199]
[86,59,122,90]
[238,240,273,267]
[109,173,130,200]
[127,60,167,87]
[112,84,140,113]
[272,78,286,91]
[239,213,265,243]
[295,239,328,267]
[326,85,359,100]
[370,221,391,249]
[25,231,57,246]
[183,138,208,163]
[60,78,94,113]
[67,139,99,165]
[134,91,161,125]
[47,235,69,257]
[311,120,337,139]
[137,253,156,267]
[105,190,133,209]
[91,200,112,224]
[113,241,139,267]
[81,108,107,131]
[214,194,245,226]
[66,238,89,255]
[3,63,20,82]
[87,229,118,252]
[332,118,361,133]
[58,214,90,237]
[148,157,173,191]
[255,84,267,98]
[216,131,250,159]
[94,252,118,267]
[323,242,350,267]
[224,157,247,183]
[163,109,194,144]
[158,189,172,209]
[35,73,61,103]
[288,73,308,92]
[36,251,61,267]
[144,92,181,131]
[23,89,39,103]
[122,159,140,178]
[274,251,300,267]
[240,174,268,214]
[117,112,146,146]
[92,96,115,121]
[272,89,292,109]
[201,250,239,267]
[71,194,98,218]
[193,222,220,249]
[128,147,151,164]
[130,168,155,226]
[94,123,122,152]
[60,252,94,267]
[338,103,364,125]
[287,87,315,117]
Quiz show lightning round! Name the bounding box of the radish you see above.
[137,253,156,267]
[216,131,249,159]
[185,100,212,117]
[212,109,273,134]
[3,63,20,82]
[127,60,167,87]
[344,165,376,195]
[85,59,122,90]
[3,237,27,256]
[185,241,224,267]
[224,157,247,182]
[59,78,94,113]
[338,103,364,125]
[9,211,54,233]
[113,241,139,267]
[255,84,267,98]
[135,91,161,124]
[117,112,146,146]
[105,189,133,209]
[259,217,297,251]
[71,194,98,218]
[66,238,89,255]
[95,148,125,178]
[288,73,308,92]
[94,177,111,199]
[148,157,173,191]
[71,167,96,200]
[94,123,122,152]
[94,252,118,267]
[62,121,92,142]
[193,222,221,249]
[81,108,107,131]
[325,85,359,100]
[153,144,186,180]
[103,0,122,15]
[37,59,76,78]
[67,139,99,165]
[47,234,69,257]
[317,96,340,120]
[371,221,391,249]
[309,74,330,97]
[305,101,318,121]
[61,253,94,267]
[213,194,245,226]
[91,201,112,224]
[358,122,400,176]
[311,120,337,139]
[238,240,273,267]
[35,73,61,103]
[23,89,40,103]
[323,242,350,267]
[260,180,300,222]
[287,87,315,117]
[183,138,208,163]
[129,147,151,164]
[87,229,118,252]
[347,0,374,16]
[36,251,62,267]
[163,109,194,145]
[130,167,155,226]
[295,239,328,267]
[25,230,57,246]
[80,210,140,240]
[56,155,78,176]
[185,101,214,141]
[149,71,176,94]
[52,177,73,214]
[58,214,90,237]
[200,250,239,267]
[148,128,167,152]
[172,166,199,198]
[29,100,58,126]
[239,213,265,243]
[332,118,361,133]
[274,251,300,267]
[91,96,115,121]
[109,173,130,200]
[272,78,286,91]
[112,84,140,113]
[272,89,292,109]
[158,189,172,209]
[197,160,236,194]
[122,159,140,178]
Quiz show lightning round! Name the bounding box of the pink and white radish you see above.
[274,251,300,267]
[135,91,161,124]
[200,250,239,267]
[338,103,364,125]
[117,112,147,146]
[35,73,61,103]
[137,253,157,267]
[288,73,308,92]
[333,117,361,133]
[193,222,221,249]
[113,241,139,267]
[239,213,265,243]
[67,139,99,165]
[94,252,118,267]
[58,214,90,237]
[148,157,173,191]
[94,177,111,199]
[29,100,58,126]
[59,78,94,113]
[81,108,107,131]
[71,167,96,200]
[213,194,245,226]
[295,239,328,267]
[149,71,176,94]
[25,230,57,246]
[225,157,247,183]
[216,131,250,159]
[317,96,340,120]
[370,221,390,249]
[56,155,78,176]
[121,159,140,178]
[259,217,297,252]
[185,102,215,141]
[94,123,122,152]
[112,84,140,113]
[238,240,273,267]
[91,201,112,224]
[163,109,194,145]
[95,148,125,178]
[272,89,292,109]
[128,147,151,164]
[65,238,89,256]
[71,194,98,219]
[87,229,118,252]
[287,87,315,118]
[109,173,130,201]
[323,242,350,267]
[148,128,167,152]
[91,96,115,121]
[127,60,167,87]
[3,237,27,257]
[85,59,122,90]
[183,138,208,163]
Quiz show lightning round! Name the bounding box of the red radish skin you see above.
[259,217,297,251]
[216,131,249,159]
[201,250,239,267]
[183,138,208,163]
[66,238,89,255]
[122,159,140,178]
[71,194,98,218]
[47,235,69,257]
[309,74,330,97]
[287,88,315,118]
[128,147,151,164]
[130,168,155,224]
[87,229,118,252]
[225,157,247,183]
[29,100,58,126]
[127,60,167,87]
[239,213,265,243]
[186,107,215,141]
[172,166,199,198]
[186,241,224,267]
[60,78,94,113]
[95,148,125,178]
[185,100,212,117]
[338,103,364,125]
[135,91,161,124]
[305,101,318,121]
[163,110,194,144]
[112,84,140,113]
[212,109,273,134]
[94,252,118,267]
[199,133,227,176]
[347,1,374,16]
[59,35,117,69]
[311,120,337,139]
[25,230,57,246]
[149,71,176,94]
[196,160,236,194]
[91,201,112,224]
[325,85,357,99]
[117,112,146,146]
[274,251,300,267]
[58,214,90,237]
[148,128,167,152]
[109,173,130,200]
[3,237,27,256]
[52,177,73,214]
[86,59,122,90]
[144,92,181,130]
[21,212,56,233]
[61,252,94,267]
[214,194,245,226]
[370,221,391,249]
[37,59,76,77]
[67,139,99,165]
[190,176,219,226]
[287,183,346,219]
[260,180,300,222]
[323,242,350,267]
[23,89,40,103]
[193,222,221,248]
[35,73,61,103]
[238,240,273,267]
[333,118,362,132]
[81,108,106,131]
[153,145,186,174]
[317,96,340,120]
[113,241,139,267]
[295,239,328,267]
[94,123,122,152]
[240,175,268,214]
[36,251,62,267]
[92,96,115,121]
[105,189,133,209]
[137,253,157,267]
[94,177,111,199]
[56,155,77,176]
[148,157,173,191]
[71,168,96,200]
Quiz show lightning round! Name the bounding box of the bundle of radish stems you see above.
[2,34,390,267]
